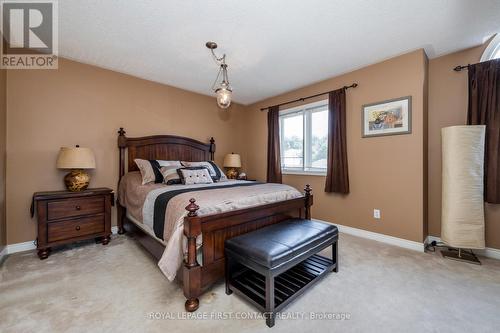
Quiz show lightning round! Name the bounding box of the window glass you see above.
[310,109,328,169]
[281,113,304,169]
[279,101,328,174]
[481,34,500,61]
[493,49,500,60]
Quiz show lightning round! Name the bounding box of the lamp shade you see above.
[216,84,232,109]
[441,125,485,249]
[56,146,96,169]
[223,153,241,168]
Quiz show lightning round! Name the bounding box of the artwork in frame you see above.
[362,96,412,137]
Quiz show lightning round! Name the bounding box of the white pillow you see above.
[181,161,228,182]
[178,168,214,185]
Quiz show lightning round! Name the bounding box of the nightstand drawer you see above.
[47,214,105,242]
[47,196,104,220]
[33,188,113,259]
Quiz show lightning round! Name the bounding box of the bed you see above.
[116,128,313,312]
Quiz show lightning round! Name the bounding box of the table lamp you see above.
[56,145,96,191]
[223,153,241,179]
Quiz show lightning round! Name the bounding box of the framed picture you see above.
[362,96,412,137]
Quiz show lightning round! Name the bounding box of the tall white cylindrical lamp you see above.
[441,125,485,262]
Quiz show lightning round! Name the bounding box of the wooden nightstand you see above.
[31,188,114,260]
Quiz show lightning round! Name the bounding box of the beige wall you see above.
[6,58,247,244]
[242,50,428,243]
[0,69,6,253]
[428,41,500,249]
[5,44,499,249]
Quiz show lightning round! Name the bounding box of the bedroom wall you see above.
[5,58,247,244]
[428,40,500,249]
[242,50,428,243]
[0,69,6,254]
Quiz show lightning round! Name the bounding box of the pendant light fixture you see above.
[206,41,232,109]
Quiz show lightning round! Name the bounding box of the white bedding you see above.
[119,174,303,281]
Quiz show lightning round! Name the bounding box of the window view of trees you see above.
[311,135,328,168]
[282,134,303,167]
[311,109,328,168]
[282,114,303,168]
[280,105,328,172]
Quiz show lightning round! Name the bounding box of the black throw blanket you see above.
[153,182,261,239]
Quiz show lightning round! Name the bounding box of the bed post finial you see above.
[118,128,127,149]
[209,137,215,161]
[185,198,200,217]
[304,184,312,219]
[305,184,312,195]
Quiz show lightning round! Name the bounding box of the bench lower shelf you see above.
[229,254,335,312]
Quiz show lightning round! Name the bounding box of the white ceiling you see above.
[59,0,500,104]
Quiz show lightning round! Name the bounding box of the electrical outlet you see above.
[373,209,381,219]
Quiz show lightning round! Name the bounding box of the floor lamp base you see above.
[441,248,481,265]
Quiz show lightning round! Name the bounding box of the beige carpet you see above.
[1,233,500,333]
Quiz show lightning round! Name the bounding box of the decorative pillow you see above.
[177,167,214,185]
[181,161,228,182]
[160,165,182,185]
[156,160,182,168]
[135,159,181,185]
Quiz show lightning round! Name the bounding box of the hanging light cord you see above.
[209,48,225,65]
[210,66,223,91]
[209,48,230,91]
[222,63,229,85]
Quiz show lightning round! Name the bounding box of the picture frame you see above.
[362,96,412,138]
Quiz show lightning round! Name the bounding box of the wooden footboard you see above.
[182,185,313,311]
[116,128,314,312]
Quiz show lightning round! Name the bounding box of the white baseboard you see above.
[424,235,500,260]
[4,224,498,261]
[483,247,500,260]
[6,240,36,254]
[0,246,8,264]
[330,222,425,252]
[424,235,441,246]
[4,226,120,256]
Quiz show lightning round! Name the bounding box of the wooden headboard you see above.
[117,128,215,181]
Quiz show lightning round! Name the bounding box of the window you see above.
[280,100,328,175]
[481,34,500,61]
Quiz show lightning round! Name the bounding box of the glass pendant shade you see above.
[216,83,232,109]
[206,42,233,109]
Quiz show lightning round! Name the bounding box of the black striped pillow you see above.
[160,165,182,185]
[135,159,181,185]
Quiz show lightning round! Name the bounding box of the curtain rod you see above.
[454,64,471,72]
[455,57,500,71]
[259,83,358,112]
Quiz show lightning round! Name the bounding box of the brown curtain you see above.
[325,88,349,193]
[467,58,500,204]
[267,105,282,183]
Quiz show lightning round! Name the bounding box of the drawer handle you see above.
[75,225,81,231]
[75,206,81,211]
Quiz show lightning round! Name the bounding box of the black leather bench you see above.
[225,218,339,327]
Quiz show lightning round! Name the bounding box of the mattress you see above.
[125,211,204,267]
[125,211,166,245]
